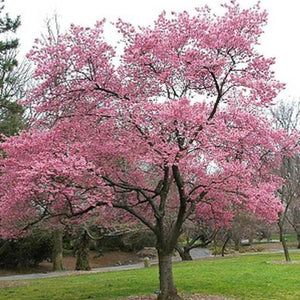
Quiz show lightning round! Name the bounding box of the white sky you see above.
[5,0,300,100]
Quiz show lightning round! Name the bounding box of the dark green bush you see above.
[0,230,53,269]
[100,229,156,252]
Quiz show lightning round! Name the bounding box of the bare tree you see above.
[175,219,217,261]
[271,100,300,260]
[41,14,60,45]
[284,154,300,248]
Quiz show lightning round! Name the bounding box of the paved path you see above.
[0,248,212,282]
[0,263,146,281]
[1,247,296,282]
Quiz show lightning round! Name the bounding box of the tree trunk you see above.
[157,250,182,300]
[52,227,64,271]
[296,225,300,249]
[221,235,231,257]
[278,216,291,262]
[234,239,240,251]
[75,230,91,271]
[176,246,193,261]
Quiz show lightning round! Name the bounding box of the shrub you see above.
[0,230,53,269]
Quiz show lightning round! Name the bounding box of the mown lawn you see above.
[0,252,299,300]
[270,233,297,243]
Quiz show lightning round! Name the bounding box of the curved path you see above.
[1,247,296,282]
[0,263,146,281]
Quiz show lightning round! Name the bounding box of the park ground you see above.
[0,244,299,300]
[0,242,285,277]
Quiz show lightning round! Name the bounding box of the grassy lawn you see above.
[0,252,299,300]
[270,233,297,243]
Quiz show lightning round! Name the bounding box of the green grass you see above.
[270,233,297,243]
[0,252,299,300]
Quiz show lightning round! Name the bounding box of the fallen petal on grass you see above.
[120,294,239,300]
[266,260,300,264]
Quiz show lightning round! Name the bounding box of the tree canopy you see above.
[0,0,24,137]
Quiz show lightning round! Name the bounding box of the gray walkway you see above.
[8,247,299,282]
[0,247,297,282]
[0,248,212,282]
[0,263,146,281]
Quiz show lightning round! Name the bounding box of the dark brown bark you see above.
[75,230,91,271]
[105,164,202,299]
[233,238,240,251]
[278,213,291,262]
[157,250,182,300]
[296,224,300,249]
[52,227,64,271]
[221,234,231,257]
[176,246,193,261]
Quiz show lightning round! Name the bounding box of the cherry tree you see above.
[0,1,297,299]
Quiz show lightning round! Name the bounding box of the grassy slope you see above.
[0,252,299,300]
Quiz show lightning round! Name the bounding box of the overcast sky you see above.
[5,0,300,100]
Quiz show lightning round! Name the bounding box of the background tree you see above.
[0,0,33,272]
[69,208,136,271]
[0,2,297,299]
[271,100,300,258]
[225,213,267,252]
[175,217,217,261]
[0,0,27,137]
